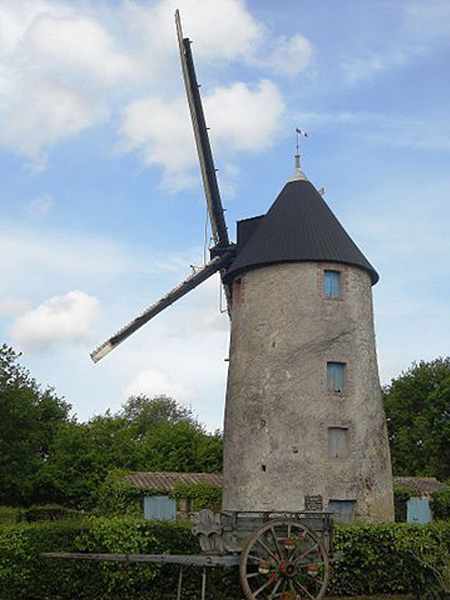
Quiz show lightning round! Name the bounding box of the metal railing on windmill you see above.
[42,10,335,600]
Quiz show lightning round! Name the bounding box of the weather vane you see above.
[295,127,308,156]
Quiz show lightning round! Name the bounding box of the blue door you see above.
[328,500,355,523]
[144,495,177,521]
[407,498,432,524]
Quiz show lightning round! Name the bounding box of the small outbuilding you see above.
[394,476,445,523]
[124,472,444,523]
[125,472,223,521]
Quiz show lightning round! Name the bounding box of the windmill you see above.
[91,10,394,528]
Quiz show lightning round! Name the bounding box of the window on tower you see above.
[324,270,341,298]
[328,427,350,458]
[327,362,346,393]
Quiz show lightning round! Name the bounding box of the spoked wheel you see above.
[240,519,329,600]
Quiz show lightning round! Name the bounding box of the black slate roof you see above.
[225,179,379,284]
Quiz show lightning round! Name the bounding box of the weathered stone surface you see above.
[222,261,394,522]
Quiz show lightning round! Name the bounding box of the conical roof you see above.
[225,179,379,284]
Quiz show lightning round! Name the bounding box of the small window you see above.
[328,499,355,523]
[328,427,349,458]
[327,362,346,393]
[324,270,341,298]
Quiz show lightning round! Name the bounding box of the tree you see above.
[383,357,450,480]
[0,344,70,505]
[121,394,197,437]
[37,414,140,508]
[121,395,223,473]
[138,421,223,473]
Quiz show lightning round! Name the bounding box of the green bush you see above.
[1,518,450,599]
[331,522,450,598]
[431,486,450,520]
[95,470,142,517]
[171,482,222,512]
[19,504,83,523]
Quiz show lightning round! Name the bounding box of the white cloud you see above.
[0,0,55,56]
[0,0,309,174]
[0,1,108,162]
[206,80,285,152]
[0,77,106,165]
[27,194,54,216]
[23,13,139,87]
[261,34,313,77]
[120,96,194,175]
[11,290,99,350]
[120,79,285,186]
[0,1,136,163]
[120,0,263,67]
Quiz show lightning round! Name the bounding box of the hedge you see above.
[332,522,450,598]
[0,518,449,599]
[0,506,20,525]
[19,504,83,523]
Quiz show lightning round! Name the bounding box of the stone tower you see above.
[222,165,394,523]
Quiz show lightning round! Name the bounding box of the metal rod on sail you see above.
[90,253,232,363]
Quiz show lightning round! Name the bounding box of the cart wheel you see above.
[240,519,329,600]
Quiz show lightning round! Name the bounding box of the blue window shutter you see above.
[324,270,341,298]
[327,362,345,392]
[328,427,349,458]
[144,496,176,521]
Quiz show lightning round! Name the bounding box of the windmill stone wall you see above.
[222,260,394,522]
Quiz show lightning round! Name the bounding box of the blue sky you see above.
[1,0,449,429]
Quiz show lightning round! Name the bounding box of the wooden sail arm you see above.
[90,252,233,363]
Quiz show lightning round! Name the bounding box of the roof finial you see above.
[289,128,308,182]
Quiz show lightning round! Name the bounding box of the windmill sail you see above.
[175,10,229,248]
[176,10,233,313]
[90,12,235,364]
[91,254,231,363]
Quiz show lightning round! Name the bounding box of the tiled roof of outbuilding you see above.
[126,473,444,496]
[125,471,223,492]
[225,179,379,285]
[394,476,445,495]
